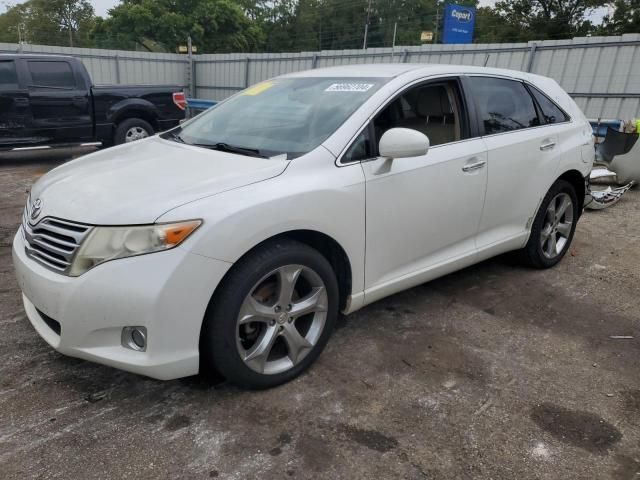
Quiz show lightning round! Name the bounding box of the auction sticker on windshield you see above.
[242,81,275,96]
[325,83,375,92]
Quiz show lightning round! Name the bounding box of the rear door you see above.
[24,59,93,144]
[467,75,564,249]
[0,59,32,148]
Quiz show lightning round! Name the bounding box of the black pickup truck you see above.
[0,54,186,152]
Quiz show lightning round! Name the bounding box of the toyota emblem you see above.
[30,198,43,221]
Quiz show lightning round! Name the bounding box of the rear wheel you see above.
[201,239,339,389]
[113,118,154,145]
[520,179,579,268]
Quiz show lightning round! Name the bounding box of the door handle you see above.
[540,140,556,151]
[462,160,486,172]
[14,97,29,106]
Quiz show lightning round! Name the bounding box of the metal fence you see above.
[3,34,640,119]
[0,42,190,91]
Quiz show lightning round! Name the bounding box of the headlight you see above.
[69,220,201,276]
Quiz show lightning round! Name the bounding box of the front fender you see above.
[157,149,367,296]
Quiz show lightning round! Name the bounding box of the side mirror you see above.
[379,128,430,159]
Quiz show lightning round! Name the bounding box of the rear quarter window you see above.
[528,85,570,124]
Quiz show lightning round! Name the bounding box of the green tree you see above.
[0,3,28,44]
[485,0,607,42]
[602,0,640,34]
[92,0,264,53]
[0,0,95,47]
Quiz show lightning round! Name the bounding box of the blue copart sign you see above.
[442,4,476,44]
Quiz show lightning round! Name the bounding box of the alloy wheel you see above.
[540,192,574,259]
[236,264,328,375]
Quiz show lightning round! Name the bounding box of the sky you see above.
[0,0,609,23]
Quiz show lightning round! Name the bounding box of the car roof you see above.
[282,63,535,81]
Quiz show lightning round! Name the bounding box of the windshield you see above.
[169,77,388,159]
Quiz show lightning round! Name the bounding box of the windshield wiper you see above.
[163,130,185,143]
[194,142,266,158]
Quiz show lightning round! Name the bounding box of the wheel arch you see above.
[108,99,160,131]
[233,229,353,313]
[204,229,353,316]
[113,108,159,131]
[197,229,354,376]
[557,169,586,214]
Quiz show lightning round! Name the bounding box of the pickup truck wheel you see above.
[114,118,154,145]
[519,179,579,269]
[201,239,339,389]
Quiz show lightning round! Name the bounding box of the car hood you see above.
[29,137,289,225]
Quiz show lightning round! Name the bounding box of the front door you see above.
[359,79,487,299]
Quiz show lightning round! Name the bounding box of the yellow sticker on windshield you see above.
[242,81,275,96]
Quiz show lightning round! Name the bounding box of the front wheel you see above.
[520,179,579,269]
[201,239,339,389]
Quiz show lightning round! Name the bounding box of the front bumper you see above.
[12,231,231,380]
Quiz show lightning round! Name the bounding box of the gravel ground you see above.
[1,149,639,480]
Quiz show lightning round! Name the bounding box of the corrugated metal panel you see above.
[3,36,640,118]
[0,42,188,88]
[190,35,640,118]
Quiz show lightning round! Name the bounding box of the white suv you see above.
[13,64,594,388]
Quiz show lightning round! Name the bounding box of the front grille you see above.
[21,201,92,275]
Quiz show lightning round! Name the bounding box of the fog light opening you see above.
[121,326,147,352]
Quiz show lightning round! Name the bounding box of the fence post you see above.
[114,53,121,84]
[191,59,196,98]
[402,49,409,63]
[244,57,250,88]
[312,53,318,69]
[187,36,195,97]
[526,43,537,72]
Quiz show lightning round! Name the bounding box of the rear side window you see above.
[469,77,540,135]
[529,85,569,124]
[27,61,76,89]
[0,60,18,87]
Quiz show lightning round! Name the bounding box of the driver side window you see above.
[373,80,464,147]
[340,79,466,164]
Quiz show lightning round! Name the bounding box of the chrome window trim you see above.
[335,72,576,167]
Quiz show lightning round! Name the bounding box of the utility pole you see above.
[391,21,397,56]
[434,2,441,44]
[363,0,372,49]
[17,24,23,52]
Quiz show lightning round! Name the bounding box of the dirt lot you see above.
[1,150,639,480]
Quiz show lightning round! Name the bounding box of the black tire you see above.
[519,179,579,269]
[113,117,154,145]
[200,239,339,389]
